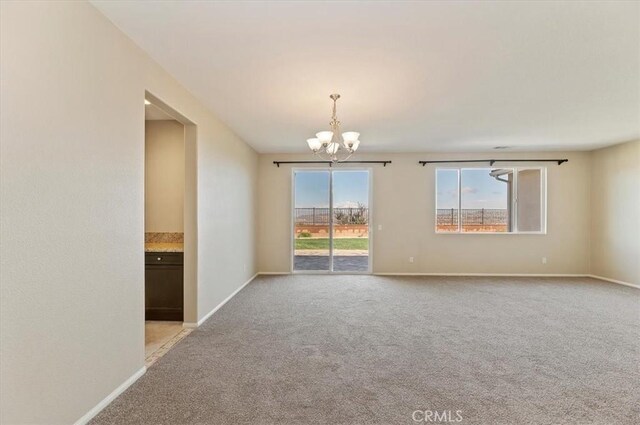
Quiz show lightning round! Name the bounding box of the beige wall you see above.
[590,140,640,285]
[258,152,591,274]
[0,2,258,424]
[145,120,185,233]
[517,169,543,232]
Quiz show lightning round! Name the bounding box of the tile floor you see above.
[144,321,191,367]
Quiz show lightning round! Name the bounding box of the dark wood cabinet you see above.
[145,252,183,321]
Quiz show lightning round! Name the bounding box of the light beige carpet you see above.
[92,275,639,424]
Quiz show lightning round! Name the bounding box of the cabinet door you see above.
[145,265,184,321]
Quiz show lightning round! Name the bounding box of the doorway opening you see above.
[143,92,197,365]
[292,169,371,273]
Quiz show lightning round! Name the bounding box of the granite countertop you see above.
[145,242,184,253]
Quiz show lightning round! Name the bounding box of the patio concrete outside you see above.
[295,249,368,256]
[294,255,369,272]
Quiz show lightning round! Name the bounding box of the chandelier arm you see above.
[339,150,354,162]
[311,148,355,163]
[313,150,331,162]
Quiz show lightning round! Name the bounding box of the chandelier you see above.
[306,94,360,162]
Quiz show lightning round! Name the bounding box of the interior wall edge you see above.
[195,273,259,326]
[72,366,146,425]
[587,275,640,290]
[588,139,640,285]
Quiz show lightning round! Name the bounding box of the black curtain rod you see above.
[273,160,391,167]
[418,159,568,166]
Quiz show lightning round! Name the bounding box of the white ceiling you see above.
[93,1,639,153]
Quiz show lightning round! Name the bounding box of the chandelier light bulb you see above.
[342,131,360,149]
[316,131,333,145]
[307,138,322,151]
[342,132,359,143]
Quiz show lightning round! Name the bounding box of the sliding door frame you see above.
[291,167,373,274]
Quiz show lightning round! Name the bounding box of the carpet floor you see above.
[91,275,639,425]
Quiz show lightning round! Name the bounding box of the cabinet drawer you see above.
[145,252,183,265]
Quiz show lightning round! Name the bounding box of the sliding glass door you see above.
[293,171,331,271]
[293,169,370,273]
[331,171,370,272]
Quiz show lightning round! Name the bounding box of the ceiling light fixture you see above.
[306,94,360,163]
[144,99,151,105]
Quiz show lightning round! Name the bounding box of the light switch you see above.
[378,224,383,231]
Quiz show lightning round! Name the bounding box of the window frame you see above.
[434,166,547,235]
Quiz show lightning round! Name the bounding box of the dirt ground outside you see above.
[295,224,369,238]
[437,225,508,233]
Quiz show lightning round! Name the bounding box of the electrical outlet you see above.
[378,224,383,231]
[243,263,247,272]
[542,257,547,264]
[409,257,414,263]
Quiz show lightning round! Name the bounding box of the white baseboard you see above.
[588,274,639,289]
[258,272,590,278]
[189,273,258,328]
[73,366,146,425]
[74,274,259,422]
[375,272,639,289]
[374,272,588,277]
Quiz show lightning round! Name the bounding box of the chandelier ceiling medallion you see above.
[306,94,360,162]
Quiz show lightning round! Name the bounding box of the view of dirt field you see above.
[436,208,510,233]
[437,225,508,233]
[294,224,369,238]
[295,207,511,235]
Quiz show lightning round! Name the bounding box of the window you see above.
[436,167,546,233]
